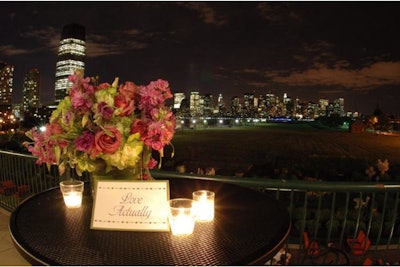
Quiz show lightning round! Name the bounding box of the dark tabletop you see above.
[9,177,290,266]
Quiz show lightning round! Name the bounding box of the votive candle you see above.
[193,190,215,222]
[168,198,196,236]
[60,180,84,209]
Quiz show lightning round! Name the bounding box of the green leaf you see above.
[82,114,89,127]
[54,146,61,164]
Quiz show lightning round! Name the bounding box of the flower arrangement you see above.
[24,70,176,179]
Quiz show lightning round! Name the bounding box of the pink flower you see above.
[80,79,95,95]
[75,131,95,153]
[139,85,165,111]
[93,126,122,155]
[26,123,68,166]
[43,122,63,139]
[97,102,114,120]
[70,87,93,112]
[115,94,135,116]
[143,121,166,151]
[147,157,158,169]
[147,79,172,99]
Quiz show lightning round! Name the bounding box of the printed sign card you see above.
[91,180,170,231]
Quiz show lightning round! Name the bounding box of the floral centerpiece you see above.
[24,70,176,180]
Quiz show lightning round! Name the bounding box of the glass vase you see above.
[90,159,153,198]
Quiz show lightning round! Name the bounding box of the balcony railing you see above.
[1,150,399,265]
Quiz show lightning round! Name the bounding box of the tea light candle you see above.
[193,190,215,222]
[63,192,82,208]
[168,198,196,236]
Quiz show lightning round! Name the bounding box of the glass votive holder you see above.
[193,190,215,222]
[60,180,84,208]
[168,198,196,236]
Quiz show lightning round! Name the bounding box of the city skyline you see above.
[1,2,400,116]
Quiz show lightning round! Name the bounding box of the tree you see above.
[369,104,391,132]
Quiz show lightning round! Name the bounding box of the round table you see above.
[9,177,290,265]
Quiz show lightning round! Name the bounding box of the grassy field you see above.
[2,123,400,181]
[162,123,400,181]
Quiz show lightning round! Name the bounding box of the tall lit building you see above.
[217,93,225,109]
[22,68,41,111]
[203,93,214,117]
[0,61,14,106]
[173,92,186,109]
[334,98,345,117]
[189,91,201,117]
[243,93,255,108]
[318,98,329,117]
[54,23,86,103]
[230,96,241,117]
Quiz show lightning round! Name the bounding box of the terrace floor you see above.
[1,206,400,266]
[0,208,30,266]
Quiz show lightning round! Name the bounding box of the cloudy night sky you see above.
[1,1,400,116]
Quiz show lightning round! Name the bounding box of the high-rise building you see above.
[318,98,329,117]
[217,93,225,108]
[54,23,86,103]
[334,98,345,117]
[243,93,255,108]
[22,68,41,111]
[230,96,241,117]
[203,93,214,117]
[0,61,14,106]
[189,91,201,117]
[173,92,186,109]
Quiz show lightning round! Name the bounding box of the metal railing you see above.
[152,171,400,265]
[1,150,400,265]
[0,150,64,210]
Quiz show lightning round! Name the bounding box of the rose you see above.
[94,126,122,155]
[119,81,140,99]
[114,94,135,116]
[130,119,148,138]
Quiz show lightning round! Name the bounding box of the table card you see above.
[91,180,170,231]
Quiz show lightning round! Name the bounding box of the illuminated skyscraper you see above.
[203,93,214,117]
[189,91,201,117]
[22,68,41,111]
[54,23,86,103]
[334,97,345,117]
[0,61,14,106]
[173,92,186,109]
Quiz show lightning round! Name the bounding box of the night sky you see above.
[1,1,400,116]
